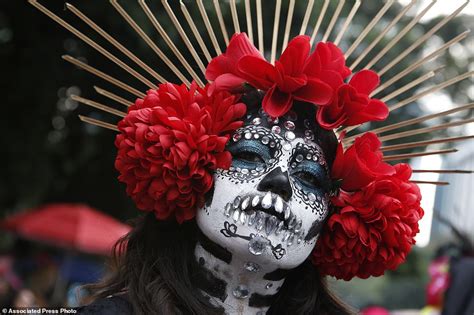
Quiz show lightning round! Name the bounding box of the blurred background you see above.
[0,0,472,313]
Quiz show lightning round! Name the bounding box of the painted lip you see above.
[223,192,304,246]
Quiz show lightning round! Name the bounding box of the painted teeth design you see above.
[251,195,260,207]
[284,205,290,220]
[274,196,284,213]
[233,196,241,209]
[265,216,278,236]
[241,196,250,210]
[247,210,256,226]
[225,203,232,217]
[261,192,272,209]
[240,211,247,225]
[233,209,241,223]
[275,221,284,236]
[222,193,304,247]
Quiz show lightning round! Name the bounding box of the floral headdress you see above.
[31,0,471,281]
[114,33,423,280]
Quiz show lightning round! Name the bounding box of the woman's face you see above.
[197,108,332,270]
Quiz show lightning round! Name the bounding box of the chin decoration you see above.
[33,0,472,281]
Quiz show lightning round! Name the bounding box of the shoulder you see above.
[77,295,133,315]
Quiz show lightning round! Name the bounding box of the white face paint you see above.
[196,109,332,270]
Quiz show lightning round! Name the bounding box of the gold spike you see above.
[334,0,361,46]
[377,118,474,142]
[310,0,330,44]
[389,71,474,112]
[244,0,254,43]
[94,86,133,107]
[65,3,163,85]
[412,170,473,174]
[71,95,127,118]
[321,0,345,43]
[78,115,119,132]
[349,0,417,70]
[365,0,437,70]
[345,103,474,142]
[381,135,474,152]
[345,0,395,58]
[29,0,156,89]
[271,0,283,64]
[62,55,145,98]
[138,0,202,85]
[378,1,470,76]
[281,0,296,51]
[196,0,222,55]
[212,0,229,46]
[410,180,450,186]
[110,0,191,87]
[372,30,470,96]
[256,0,264,54]
[229,0,240,33]
[161,0,206,76]
[383,149,458,161]
[299,0,315,35]
[381,69,437,103]
[179,1,212,62]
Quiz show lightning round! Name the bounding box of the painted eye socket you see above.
[293,170,321,188]
[233,151,265,164]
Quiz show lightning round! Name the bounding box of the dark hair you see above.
[88,213,353,315]
[88,96,352,314]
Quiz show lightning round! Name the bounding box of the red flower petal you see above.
[262,85,293,117]
[349,70,380,95]
[279,35,311,76]
[238,56,277,90]
[293,78,333,105]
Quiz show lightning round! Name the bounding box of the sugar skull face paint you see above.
[196,106,335,270]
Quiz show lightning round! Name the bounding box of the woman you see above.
[78,34,423,314]
[82,97,353,314]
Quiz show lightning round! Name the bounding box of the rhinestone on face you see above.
[232,133,241,142]
[284,121,295,130]
[304,119,311,128]
[268,158,276,164]
[295,154,304,162]
[285,131,296,141]
[269,141,276,148]
[232,285,250,299]
[244,261,260,272]
[241,168,249,175]
[253,133,260,139]
[271,125,281,134]
[248,235,269,255]
[291,162,297,168]
[265,283,273,289]
[308,193,317,202]
[252,117,262,125]
[261,136,270,145]
[244,132,252,140]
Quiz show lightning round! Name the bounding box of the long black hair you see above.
[89,213,353,315]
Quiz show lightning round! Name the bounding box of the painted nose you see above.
[257,167,292,201]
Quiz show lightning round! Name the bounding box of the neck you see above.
[194,233,288,315]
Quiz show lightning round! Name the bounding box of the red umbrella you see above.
[0,203,131,256]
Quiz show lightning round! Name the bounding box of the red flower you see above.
[114,82,246,223]
[317,70,389,129]
[238,36,334,117]
[332,132,394,191]
[312,163,424,280]
[205,33,264,93]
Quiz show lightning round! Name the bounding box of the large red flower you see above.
[114,82,246,223]
[205,33,264,93]
[332,132,395,191]
[317,70,389,129]
[312,163,424,280]
[238,36,336,117]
